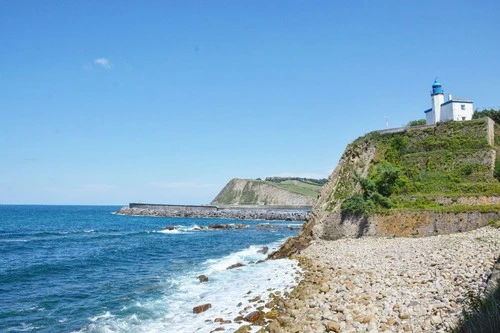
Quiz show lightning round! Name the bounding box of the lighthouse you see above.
[430,80,444,124]
[424,80,474,125]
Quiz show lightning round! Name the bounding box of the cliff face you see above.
[211,178,314,206]
[270,118,500,258]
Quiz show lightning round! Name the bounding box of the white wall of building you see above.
[440,103,454,122]
[425,110,434,125]
[451,102,474,121]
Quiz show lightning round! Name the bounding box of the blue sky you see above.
[1,1,499,205]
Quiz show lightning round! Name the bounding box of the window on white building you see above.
[461,104,465,110]
[462,117,466,121]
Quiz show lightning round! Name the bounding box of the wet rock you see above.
[244,310,265,324]
[256,224,279,231]
[227,263,245,270]
[208,224,233,229]
[257,246,269,254]
[192,303,212,314]
[197,274,209,283]
[163,225,178,230]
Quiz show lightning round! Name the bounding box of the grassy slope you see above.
[328,119,500,213]
[212,178,323,205]
[272,180,322,198]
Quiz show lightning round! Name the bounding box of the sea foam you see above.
[80,239,301,333]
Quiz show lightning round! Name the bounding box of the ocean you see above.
[0,205,302,333]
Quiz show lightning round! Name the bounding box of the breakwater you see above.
[116,203,312,221]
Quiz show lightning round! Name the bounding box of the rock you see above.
[431,315,442,325]
[249,296,261,302]
[320,283,330,293]
[399,312,409,320]
[326,320,341,332]
[234,325,251,333]
[265,309,279,319]
[244,310,265,324]
[197,274,209,283]
[256,224,279,231]
[235,224,249,229]
[192,303,211,314]
[266,320,281,333]
[362,313,375,323]
[233,315,244,322]
[208,224,233,229]
[257,246,269,254]
[227,263,245,270]
[211,328,225,332]
[163,225,178,230]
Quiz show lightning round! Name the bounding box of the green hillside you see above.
[265,177,326,198]
[210,177,326,206]
[328,118,500,215]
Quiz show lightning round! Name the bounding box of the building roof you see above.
[441,99,473,106]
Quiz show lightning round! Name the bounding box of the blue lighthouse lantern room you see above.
[431,79,443,95]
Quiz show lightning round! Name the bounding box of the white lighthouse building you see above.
[424,80,474,125]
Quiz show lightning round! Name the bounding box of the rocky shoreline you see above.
[261,226,500,333]
[116,206,309,221]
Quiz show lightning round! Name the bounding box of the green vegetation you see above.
[407,119,427,126]
[450,284,500,333]
[473,108,500,124]
[264,177,326,198]
[265,177,328,186]
[341,162,404,215]
[488,219,500,228]
[336,119,500,215]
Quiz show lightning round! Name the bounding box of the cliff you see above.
[271,118,500,258]
[210,178,317,206]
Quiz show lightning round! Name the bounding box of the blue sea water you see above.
[0,205,301,333]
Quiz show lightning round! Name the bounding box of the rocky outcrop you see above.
[211,178,315,206]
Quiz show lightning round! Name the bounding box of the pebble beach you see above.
[271,227,500,333]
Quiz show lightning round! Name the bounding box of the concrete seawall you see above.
[116,203,312,221]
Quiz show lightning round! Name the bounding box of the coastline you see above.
[262,226,500,333]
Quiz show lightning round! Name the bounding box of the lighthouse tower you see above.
[430,79,444,124]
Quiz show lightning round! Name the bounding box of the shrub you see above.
[407,119,427,126]
[340,193,374,215]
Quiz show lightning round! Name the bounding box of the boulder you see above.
[257,246,269,254]
[197,274,209,283]
[266,320,281,333]
[192,303,212,314]
[244,310,265,324]
[226,263,245,270]
[208,224,233,229]
[163,225,178,231]
[234,325,251,333]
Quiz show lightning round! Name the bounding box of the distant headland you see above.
[115,177,326,221]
